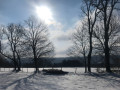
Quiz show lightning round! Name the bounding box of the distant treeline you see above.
[0,57,120,68]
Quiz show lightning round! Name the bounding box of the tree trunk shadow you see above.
[2,72,36,90]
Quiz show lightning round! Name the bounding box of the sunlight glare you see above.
[36,6,53,24]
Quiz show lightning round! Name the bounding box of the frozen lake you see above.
[0,67,99,73]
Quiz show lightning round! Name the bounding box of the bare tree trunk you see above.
[33,48,39,73]
[35,59,39,72]
[84,56,87,73]
[13,51,20,71]
[18,59,21,71]
[13,51,17,71]
[16,51,21,71]
[104,29,111,72]
[83,51,87,73]
[88,34,92,72]
[0,41,1,53]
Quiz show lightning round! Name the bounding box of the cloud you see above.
[47,17,88,57]
[57,34,69,41]
[48,20,76,57]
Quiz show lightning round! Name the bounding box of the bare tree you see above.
[93,15,120,68]
[67,22,88,73]
[3,23,24,71]
[95,0,119,72]
[24,16,54,73]
[81,0,100,72]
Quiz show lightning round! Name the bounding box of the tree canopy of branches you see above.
[69,0,119,73]
[95,0,119,72]
[24,16,54,73]
[67,22,88,73]
[93,15,120,68]
[3,23,25,71]
[81,0,100,72]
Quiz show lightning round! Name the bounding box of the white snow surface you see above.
[0,68,120,90]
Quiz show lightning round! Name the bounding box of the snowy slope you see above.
[0,68,120,90]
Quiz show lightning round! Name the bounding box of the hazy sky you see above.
[0,0,82,57]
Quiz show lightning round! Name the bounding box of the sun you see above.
[36,6,53,23]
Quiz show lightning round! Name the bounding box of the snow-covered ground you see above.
[0,68,120,90]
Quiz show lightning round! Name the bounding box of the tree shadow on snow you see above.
[85,72,120,86]
[1,72,36,90]
[1,71,62,90]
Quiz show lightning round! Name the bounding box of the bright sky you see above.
[0,0,82,57]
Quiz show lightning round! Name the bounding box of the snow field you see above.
[0,68,119,90]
